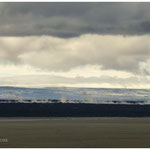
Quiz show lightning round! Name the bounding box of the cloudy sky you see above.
[1,2,150,88]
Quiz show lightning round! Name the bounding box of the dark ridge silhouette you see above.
[0,103,150,117]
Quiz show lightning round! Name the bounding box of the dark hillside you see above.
[0,103,150,117]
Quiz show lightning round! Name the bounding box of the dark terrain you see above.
[0,103,150,117]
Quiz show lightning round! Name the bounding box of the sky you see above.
[1,2,150,88]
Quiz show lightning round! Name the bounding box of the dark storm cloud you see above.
[1,2,150,37]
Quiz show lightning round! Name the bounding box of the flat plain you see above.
[0,117,150,148]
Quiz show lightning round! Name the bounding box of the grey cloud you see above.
[1,3,150,37]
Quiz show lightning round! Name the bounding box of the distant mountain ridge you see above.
[0,86,150,103]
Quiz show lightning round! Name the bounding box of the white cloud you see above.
[0,34,150,88]
[0,64,134,87]
[0,73,149,89]
[0,34,150,73]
